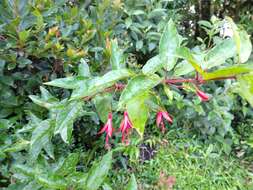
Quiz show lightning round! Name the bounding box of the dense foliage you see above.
[0,0,253,189]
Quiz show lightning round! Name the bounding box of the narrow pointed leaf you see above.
[71,69,133,100]
[203,62,253,80]
[79,58,91,77]
[30,120,52,161]
[86,151,112,190]
[4,139,30,153]
[55,101,83,143]
[44,76,87,89]
[110,39,125,70]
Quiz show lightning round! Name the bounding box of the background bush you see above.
[0,0,253,189]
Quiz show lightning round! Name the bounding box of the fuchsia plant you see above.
[39,18,252,149]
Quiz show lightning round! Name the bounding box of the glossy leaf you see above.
[142,55,163,75]
[235,73,253,107]
[204,38,236,69]
[110,39,125,70]
[12,164,35,178]
[118,74,162,109]
[29,95,58,109]
[226,17,241,62]
[238,30,252,63]
[159,19,180,71]
[203,62,253,80]
[71,69,133,100]
[55,101,83,143]
[176,47,204,74]
[127,93,150,137]
[40,86,55,101]
[79,58,91,77]
[30,120,53,161]
[4,139,30,153]
[44,76,87,89]
[86,151,112,190]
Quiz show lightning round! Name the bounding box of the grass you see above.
[109,129,253,190]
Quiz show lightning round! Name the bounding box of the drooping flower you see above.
[98,112,114,147]
[196,89,209,102]
[119,111,133,144]
[156,110,173,133]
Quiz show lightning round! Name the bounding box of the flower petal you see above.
[156,112,163,127]
[162,111,173,124]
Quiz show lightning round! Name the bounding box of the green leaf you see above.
[110,39,125,70]
[71,69,133,100]
[226,17,241,61]
[30,120,53,161]
[126,174,138,190]
[226,17,252,63]
[203,62,253,80]
[142,55,163,75]
[44,76,87,89]
[238,30,252,63]
[17,57,32,68]
[55,101,83,143]
[79,58,91,77]
[126,93,150,137]
[176,47,204,74]
[204,38,236,69]
[12,164,35,178]
[4,139,30,153]
[56,153,79,176]
[173,60,194,76]
[40,86,55,100]
[86,151,112,190]
[36,173,68,189]
[93,93,112,123]
[18,30,30,44]
[118,74,162,109]
[159,19,180,71]
[29,95,58,109]
[234,73,253,107]
[198,20,212,28]
[33,9,44,30]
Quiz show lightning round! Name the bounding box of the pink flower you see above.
[196,89,209,102]
[98,112,114,147]
[156,110,173,133]
[119,111,133,144]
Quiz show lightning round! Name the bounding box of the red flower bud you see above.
[98,112,114,148]
[196,89,209,102]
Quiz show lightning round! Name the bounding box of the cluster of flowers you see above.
[98,110,173,148]
[98,89,209,147]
